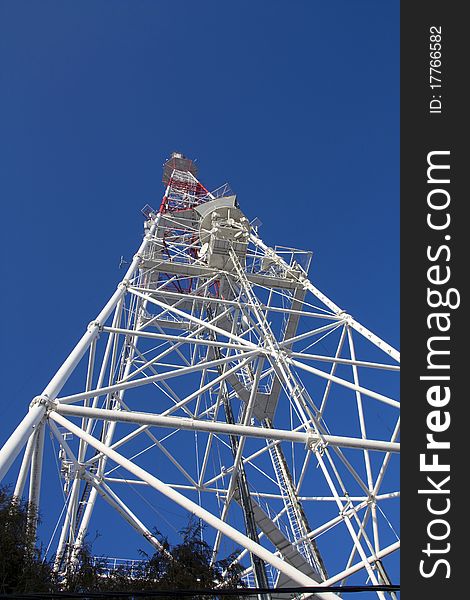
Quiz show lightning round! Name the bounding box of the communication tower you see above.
[0,153,400,598]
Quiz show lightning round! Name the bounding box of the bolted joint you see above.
[82,467,95,481]
[79,464,93,481]
[29,395,56,412]
[338,310,353,324]
[118,278,130,290]
[306,429,328,455]
[339,493,353,516]
[87,320,102,333]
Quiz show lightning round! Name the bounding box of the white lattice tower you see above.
[0,153,400,599]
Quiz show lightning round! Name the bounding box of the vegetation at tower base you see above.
[0,486,52,594]
[65,520,245,599]
[0,486,244,598]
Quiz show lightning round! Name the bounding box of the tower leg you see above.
[0,404,46,481]
[13,429,37,498]
[28,421,45,536]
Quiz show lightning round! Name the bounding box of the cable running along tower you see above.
[0,153,400,598]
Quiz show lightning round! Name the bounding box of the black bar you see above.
[0,585,401,599]
[401,2,465,598]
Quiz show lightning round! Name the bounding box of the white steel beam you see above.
[83,475,169,556]
[56,350,260,405]
[290,351,400,371]
[129,287,260,350]
[54,405,399,453]
[28,421,45,511]
[0,404,46,481]
[290,357,399,409]
[13,429,38,498]
[103,326,249,352]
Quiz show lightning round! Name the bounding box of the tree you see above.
[72,519,245,599]
[0,486,245,599]
[136,519,244,598]
[0,486,54,595]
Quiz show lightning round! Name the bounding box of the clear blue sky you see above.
[0,0,399,586]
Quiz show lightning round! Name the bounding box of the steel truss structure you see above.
[0,153,400,599]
